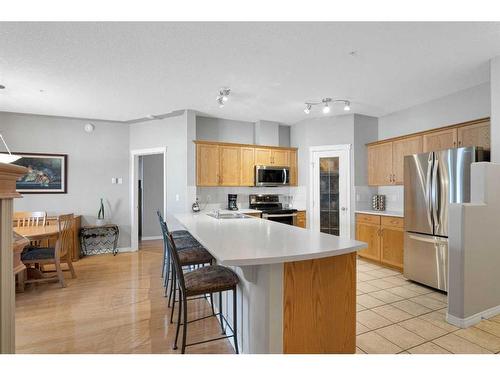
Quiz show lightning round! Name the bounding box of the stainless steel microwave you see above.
[255,165,290,186]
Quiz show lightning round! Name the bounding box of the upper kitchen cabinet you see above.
[240,147,255,186]
[289,150,298,186]
[367,142,393,186]
[272,149,290,166]
[219,145,241,186]
[392,135,423,184]
[196,143,220,186]
[194,141,298,187]
[366,118,490,186]
[255,148,289,166]
[423,128,457,152]
[457,120,490,150]
[255,148,272,165]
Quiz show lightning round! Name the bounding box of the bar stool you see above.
[156,211,195,279]
[157,216,215,322]
[167,233,239,354]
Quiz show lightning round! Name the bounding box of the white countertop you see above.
[171,211,366,267]
[355,209,404,218]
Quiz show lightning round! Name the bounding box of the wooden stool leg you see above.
[67,255,76,278]
[55,259,66,288]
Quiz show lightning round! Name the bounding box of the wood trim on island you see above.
[283,253,356,354]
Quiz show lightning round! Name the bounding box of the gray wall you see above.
[278,125,291,147]
[129,111,192,214]
[0,111,131,247]
[255,120,280,146]
[378,82,490,140]
[140,154,164,238]
[491,57,500,162]
[353,114,378,186]
[196,116,254,144]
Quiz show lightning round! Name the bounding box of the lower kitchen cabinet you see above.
[294,210,306,228]
[356,213,404,270]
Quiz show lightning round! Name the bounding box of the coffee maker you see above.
[227,194,238,211]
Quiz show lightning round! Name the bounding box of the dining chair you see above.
[13,211,47,228]
[21,213,76,288]
[13,211,48,247]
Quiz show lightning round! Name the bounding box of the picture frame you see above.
[5,152,68,194]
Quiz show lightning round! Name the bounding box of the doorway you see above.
[310,145,351,238]
[130,147,167,251]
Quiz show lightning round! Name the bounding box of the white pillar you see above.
[490,56,500,162]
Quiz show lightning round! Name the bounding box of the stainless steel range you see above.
[249,194,297,225]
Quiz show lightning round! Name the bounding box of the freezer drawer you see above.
[403,232,448,292]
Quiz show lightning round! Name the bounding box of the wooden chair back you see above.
[13,211,47,228]
[55,214,74,259]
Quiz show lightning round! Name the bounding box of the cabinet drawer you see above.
[381,216,404,228]
[356,213,381,225]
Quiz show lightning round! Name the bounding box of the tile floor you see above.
[355,257,500,354]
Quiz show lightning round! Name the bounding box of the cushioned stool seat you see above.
[178,247,213,266]
[21,247,55,261]
[173,236,203,250]
[184,265,239,296]
[171,230,192,239]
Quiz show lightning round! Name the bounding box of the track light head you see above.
[322,98,332,114]
[216,87,231,107]
[304,104,312,114]
[343,101,351,111]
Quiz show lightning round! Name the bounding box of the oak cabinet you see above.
[423,128,457,152]
[240,147,255,186]
[195,141,298,187]
[255,148,272,165]
[289,150,298,186]
[219,146,241,186]
[368,143,393,186]
[196,143,220,186]
[366,118,490,186]
[392,135,423,184]
[356,213,404,270]
[457,121,490,150]
[356,221,381,262]
[272,149,290,166]
[294,210,306,228]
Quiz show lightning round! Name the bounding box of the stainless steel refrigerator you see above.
[403,147,488,292]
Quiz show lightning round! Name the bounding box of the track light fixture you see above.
[303,98,351,115]
[216,87,231,108]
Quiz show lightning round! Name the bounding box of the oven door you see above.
[255,166,289,186]
[262,213,296,225]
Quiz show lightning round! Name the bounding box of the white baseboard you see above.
[447,304,500,328]
[117,246,135,253]
[140,236,162,241]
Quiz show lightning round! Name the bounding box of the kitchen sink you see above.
[206,211,251,219]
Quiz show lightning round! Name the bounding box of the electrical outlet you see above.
[111,178,116,184]
[118,178,123,184]
[175,194,180,201]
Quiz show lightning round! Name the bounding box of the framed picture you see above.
[7,152,68,193]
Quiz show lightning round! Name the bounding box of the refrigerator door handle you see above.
[425,153,434,230]
[432,157,439,232]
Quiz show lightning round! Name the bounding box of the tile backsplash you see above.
[377,185,404,212]
[355,185,404,212]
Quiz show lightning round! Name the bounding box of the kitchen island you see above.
[172,211,366,354]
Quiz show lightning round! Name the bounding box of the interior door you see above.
[312,147,350,237]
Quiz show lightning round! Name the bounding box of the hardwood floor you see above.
[15,240,234,354]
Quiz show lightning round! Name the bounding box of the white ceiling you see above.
[1,22,500,124]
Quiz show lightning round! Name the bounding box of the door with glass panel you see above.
[311,146,350,238]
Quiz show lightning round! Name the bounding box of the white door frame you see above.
[130,147,167,251]
[309,144,352,238]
